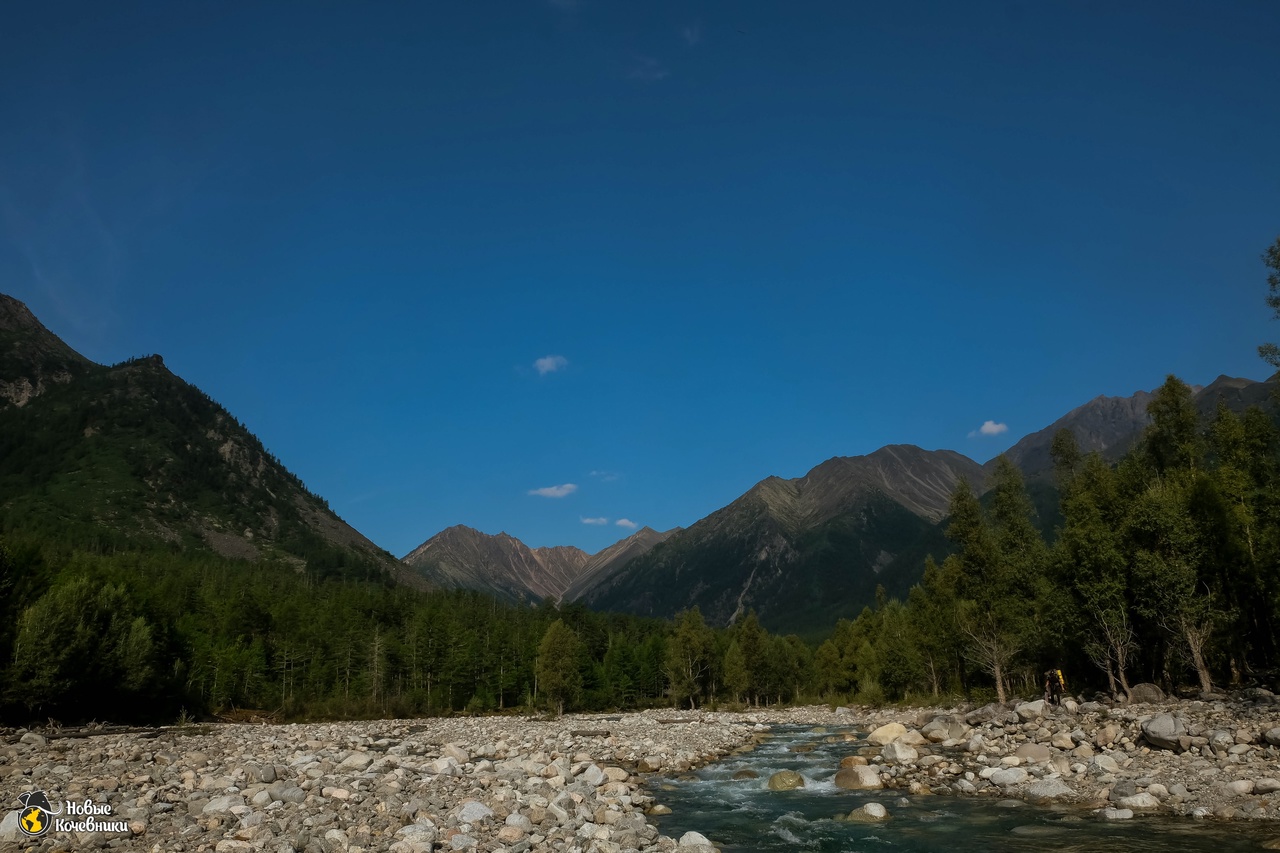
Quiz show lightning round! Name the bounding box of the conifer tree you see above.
[536,619,582,716]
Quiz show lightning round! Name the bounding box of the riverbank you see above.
[2,690,1279,851]
[0,710,768,852]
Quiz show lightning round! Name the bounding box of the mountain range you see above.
[401,374,1277,633]
[0,293,417,587]
[2,293,1275,631]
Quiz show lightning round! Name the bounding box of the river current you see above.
[649,725,1280,852]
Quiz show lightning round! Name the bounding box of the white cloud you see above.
[615,518,638,529]
[580,516,609,525]
[529,483,578,498]
[534,354,568,375]
[968,420,1009,438]
[589,470,621,482]
[681,24,701,47]
[629,56,669,82]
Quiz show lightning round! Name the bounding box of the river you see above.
[649,725,1280,852]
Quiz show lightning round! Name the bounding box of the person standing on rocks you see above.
[1044,668,1065,705]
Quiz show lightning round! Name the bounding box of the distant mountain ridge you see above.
[402,376,1277,633]
[401,524,676,603]
[575,445,986,632]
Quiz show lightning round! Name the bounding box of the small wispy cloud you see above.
[681,23,701,47]
[615,518,638,529]
[629,56,669,82]
[580,516,609,525]
[534,354,569,375]
[589,470,621,482]
[968,420,1009,438]
[529,483,578,498]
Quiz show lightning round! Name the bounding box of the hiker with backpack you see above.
[1044,668,1066,705]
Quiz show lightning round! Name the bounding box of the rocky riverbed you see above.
[2,689,1279,852]
[0,710,769,853]
[750,685,1280,824]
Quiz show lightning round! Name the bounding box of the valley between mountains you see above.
[1,291,1275,636]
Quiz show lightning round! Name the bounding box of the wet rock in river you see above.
[834,766,883,790]
[767,770,805,790]
[846,802,890,822]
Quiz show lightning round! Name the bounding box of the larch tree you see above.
[536,619,582,716]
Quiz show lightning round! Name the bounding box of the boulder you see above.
[203,795,245,814]
[1015,700,1046,721]
[1142,713,1187,751]
[1102,808,1134,820]
[990,768,1029,787]
[834,766,883,790]
[678,831,713,847]
[965,703,1005,725]
[1256,779,1280,795]
[867,723,907,746]
[1264,727,1280,747]
[897,729,928,747]
[767,770,805,790]
[1090,754,1120,774]
[338,751,373,771]
[846,802,889,822]
[1117,793,1161,810]
[0,810,19,844]
[731,769,758,780]
[442,743,470,764]
[839,755,868,768]
[1014,743,1051,763]
[1127,683,1166,704]
[922,715,970,742]
[453,801,494,824]
[882,741,918,765]
[578,764,607,788]
[1024,778,1075,803]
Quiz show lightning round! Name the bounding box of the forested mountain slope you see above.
[0,293,409,584]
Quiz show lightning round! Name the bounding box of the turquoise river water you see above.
[649,725,1280,852]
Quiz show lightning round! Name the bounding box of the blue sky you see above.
[2,1,1278,555]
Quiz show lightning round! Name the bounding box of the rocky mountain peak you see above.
[0,293,94,408]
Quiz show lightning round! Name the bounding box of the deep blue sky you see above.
[2,2,1278,555]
